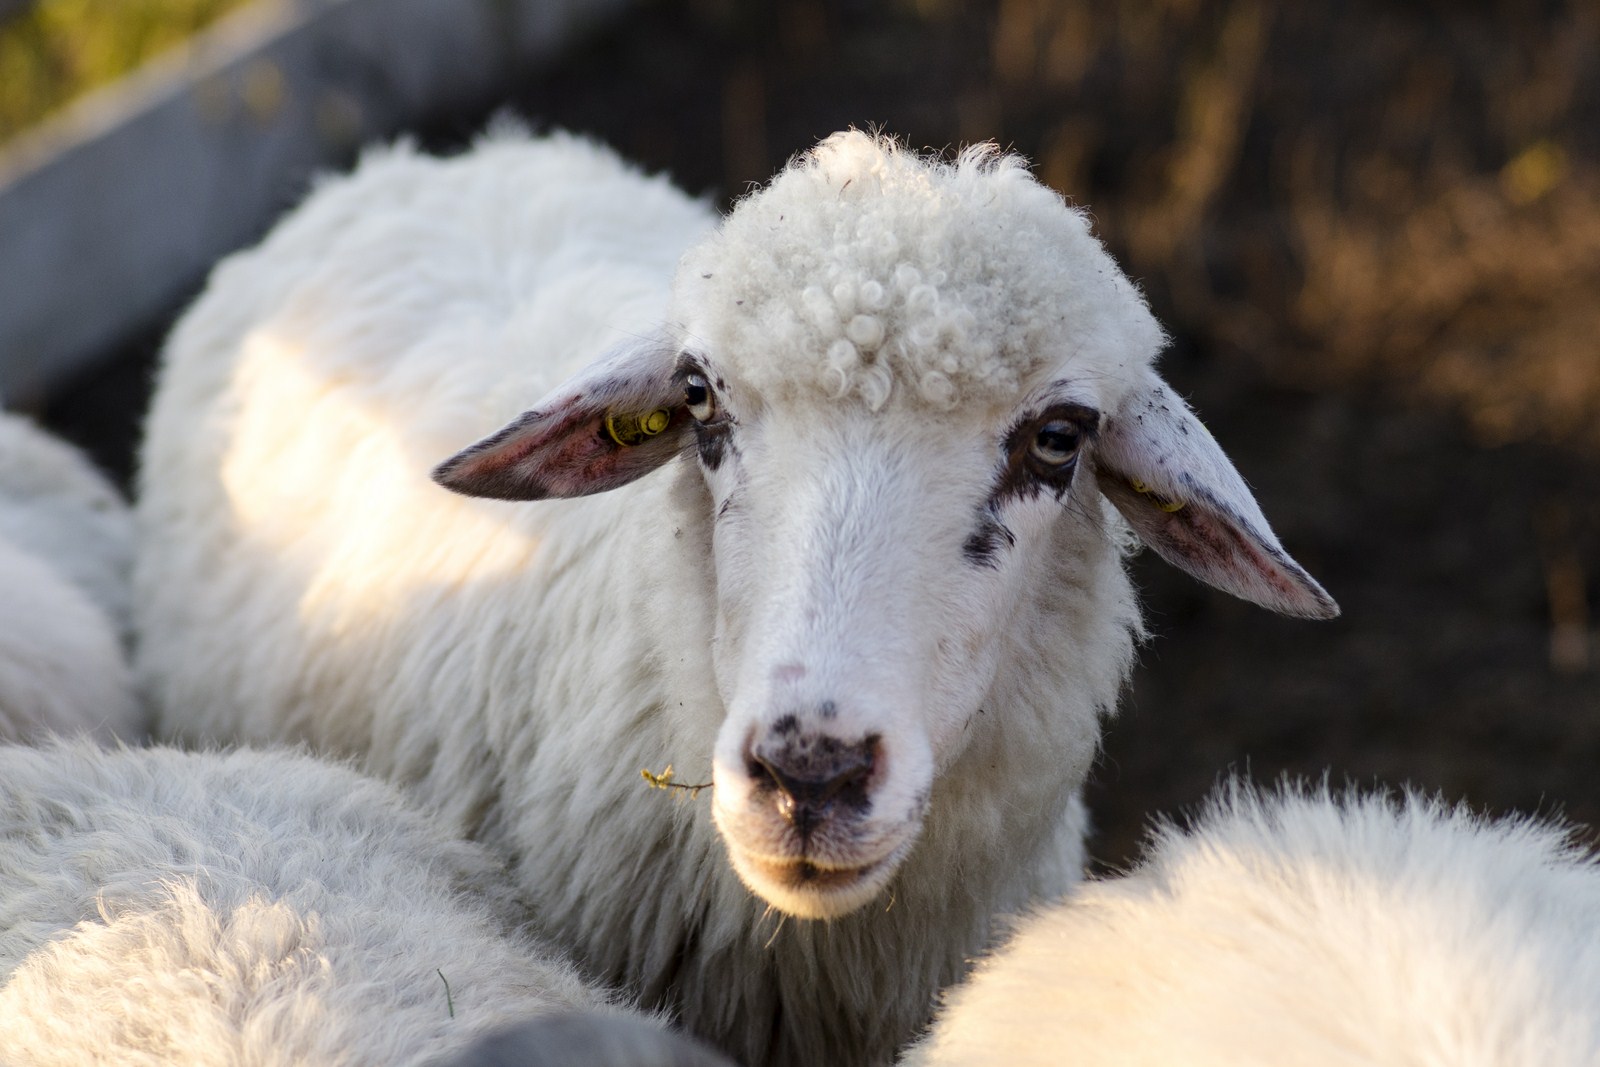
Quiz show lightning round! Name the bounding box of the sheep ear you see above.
[1092,373,1339,620]
[432,339,691,500]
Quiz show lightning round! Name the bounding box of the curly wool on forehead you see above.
[673,131,1165,412]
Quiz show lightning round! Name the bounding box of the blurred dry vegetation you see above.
[0,0,251,143]
[997,0,1600,454]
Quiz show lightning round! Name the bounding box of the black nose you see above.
[748,733,879,836]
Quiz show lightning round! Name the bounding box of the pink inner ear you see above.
[1091,372,1339,621]
[434,333,691,501]
[1097,471,1339,620]
[433,405,581,501]
[1150,492,1339,619]
[434,401,690,502]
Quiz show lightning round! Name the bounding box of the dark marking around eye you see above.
[989,404,1097,504]
[960,401,1101,566]
[962,510,1016,568]
[697,424,731,470]
[672,353,735,471]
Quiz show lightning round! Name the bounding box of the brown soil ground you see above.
[41,0,1600,871]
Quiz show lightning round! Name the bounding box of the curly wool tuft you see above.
[676,131,1164,412]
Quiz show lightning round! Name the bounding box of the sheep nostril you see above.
[746,752,770,787]
[749,736,877,830]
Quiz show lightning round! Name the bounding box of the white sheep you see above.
[0,739,728,1067]
[904,782,1600,1066]
[134,128,1337,1066]
[0,409,140,741]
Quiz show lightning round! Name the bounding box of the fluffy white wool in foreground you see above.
[0,410,135,638]
[0,537,137,741]
[0,741,636,1067]
[0,410,139,741]
[905,783,1600,1066]
[136,128,1334,1067]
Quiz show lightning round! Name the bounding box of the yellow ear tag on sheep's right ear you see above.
[605,409,671,447]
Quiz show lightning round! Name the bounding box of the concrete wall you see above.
[0,0,632,406]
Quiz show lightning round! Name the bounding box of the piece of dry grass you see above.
[641,765,713,800]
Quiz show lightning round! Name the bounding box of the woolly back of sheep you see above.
[905,783,1600,1067]
[0,742,632,1067]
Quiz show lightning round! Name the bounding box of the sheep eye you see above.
[685,373,717,423]
[1029,421,1081,467]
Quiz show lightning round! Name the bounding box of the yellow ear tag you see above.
[1128,477,1185,512]
[605,409,671,447]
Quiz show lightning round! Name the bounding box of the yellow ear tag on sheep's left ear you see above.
[605,409,671,447]
[1129,477,1187,513]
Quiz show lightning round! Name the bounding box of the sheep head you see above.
[433,132,1337,920]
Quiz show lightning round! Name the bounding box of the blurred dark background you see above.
[9,0,1599,870]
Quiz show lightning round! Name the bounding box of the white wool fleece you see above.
[0,537,137,741]
[0,410,140,741]
[905,782,1600,1067]
[0,409,135,640]
[0,741,635,1067]
[677,135,1164,412]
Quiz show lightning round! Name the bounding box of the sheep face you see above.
[681,373,1114,917]
[433,132,1338,920]
[438,354,1124,920]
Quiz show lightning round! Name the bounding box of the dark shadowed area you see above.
[37,0,1600,871]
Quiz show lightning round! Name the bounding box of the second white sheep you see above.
[905,783,1600,1066]
[0,740,724,1067]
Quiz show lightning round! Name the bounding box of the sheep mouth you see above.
[727,845,908,918]
[745,853,883,893]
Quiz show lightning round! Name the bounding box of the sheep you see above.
[0,739,729,1067]
[133,128,1338,1066]
[903,782,1600,1066]
[0,408,140,741]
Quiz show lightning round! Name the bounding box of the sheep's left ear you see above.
[1092,372,1339,620]
[432,338,692,501]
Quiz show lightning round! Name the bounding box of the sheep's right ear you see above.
[432,339,692,500]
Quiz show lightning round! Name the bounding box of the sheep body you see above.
[904,783,1600,1066]
[0,740,652,1066]
[0,410,139,741]
[136,129,1332,1066]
